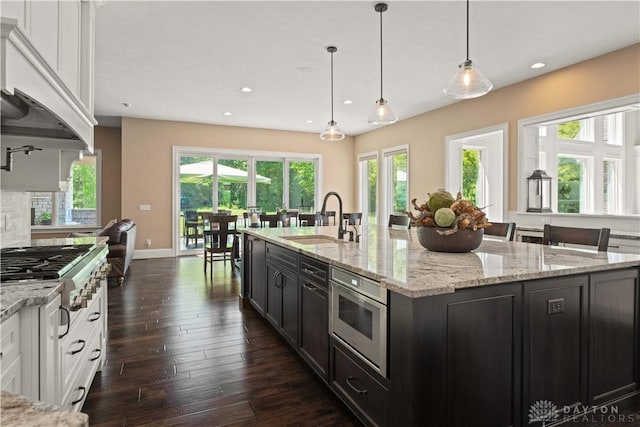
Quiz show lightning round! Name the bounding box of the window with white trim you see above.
[536,109,635,215]
[382,146,409,221]
[31,152,101,228]
[358,153,378,225]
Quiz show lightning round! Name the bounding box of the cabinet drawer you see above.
[332,344,388,426]
[266,243,298,271]
[300,255,328,288]
[0,312,20,369]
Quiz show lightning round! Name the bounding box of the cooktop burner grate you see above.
[0,244,95,282]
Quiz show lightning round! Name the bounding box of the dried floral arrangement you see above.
[407,189,492,235]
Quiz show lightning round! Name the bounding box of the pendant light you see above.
[367,3,398,125]
[443,0,493,99]
[319,46,345,141]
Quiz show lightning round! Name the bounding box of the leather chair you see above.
[388,214,410,229]
[484,221,516,241]
[543,224,610,251]
[298,212,324,226]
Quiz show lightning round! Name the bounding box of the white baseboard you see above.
[133,248,174,259]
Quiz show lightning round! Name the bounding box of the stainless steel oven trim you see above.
[330,280,387,377]
[331,267,386,304]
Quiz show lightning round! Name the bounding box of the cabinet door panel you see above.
[590,269,639,404]
[300,281,328,379]
[280,267,299,347]
[265,262,282,327]
[446,293,518,427]
[29,1,59,68]
[59,0,81,94]
[249,238,266,315]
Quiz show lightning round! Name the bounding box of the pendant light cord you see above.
[466,0,470,61]
[330,50,335,121]
[379,8,384,99]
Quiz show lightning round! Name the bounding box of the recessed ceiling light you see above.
[305,120,313,124]
[297,66,313,73]
[223,112,232,116]
[240,87,252,93]
[530,62,546,69]
[343,100,353,105]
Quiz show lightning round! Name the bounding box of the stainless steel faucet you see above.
[320,191,344,239]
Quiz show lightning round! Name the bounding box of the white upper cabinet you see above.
[1,0,95,128]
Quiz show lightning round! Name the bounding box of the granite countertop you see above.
[244,226,640,298]
[0,237,108,322]
[0,391,88,426]
[0,280,63,322]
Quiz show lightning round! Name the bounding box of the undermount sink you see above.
[281,235,341,245]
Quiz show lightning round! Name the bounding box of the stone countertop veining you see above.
[243,226,640,298]
[0,391,88,426]
[0,280,64,322]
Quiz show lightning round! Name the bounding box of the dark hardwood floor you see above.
[83,257,359,426]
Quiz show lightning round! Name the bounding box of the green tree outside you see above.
[557,157,581,213]
[72,165,96,208]
[558,120,580,139]
[462,149,479,204]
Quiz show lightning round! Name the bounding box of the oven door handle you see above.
[330,281,387,311]
[58,306,71,339]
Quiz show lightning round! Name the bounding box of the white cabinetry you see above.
[40,295,61,404]
[0,312,22,394]
[1,0,94,114]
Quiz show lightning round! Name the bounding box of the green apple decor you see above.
[408,189,492,252]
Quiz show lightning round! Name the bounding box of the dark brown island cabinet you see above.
[242,233,640,427]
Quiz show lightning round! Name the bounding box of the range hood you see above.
[1,18,95,152]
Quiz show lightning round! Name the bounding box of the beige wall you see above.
[121,118,355,250]
[354,44,640,212]
[95,126,122,226]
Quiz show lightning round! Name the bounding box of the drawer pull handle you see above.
[303,283,317,292]
[89,348,102,361]
[59,306,71,339]
[88,312,101,322]
[346,376,368,395]
[71,386,87,405]
[70,339,86,355]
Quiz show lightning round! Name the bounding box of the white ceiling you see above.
[94,1,640,136]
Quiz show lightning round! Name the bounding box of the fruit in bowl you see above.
[407,189,492,252]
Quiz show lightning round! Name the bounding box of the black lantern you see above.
[526,169,552,213]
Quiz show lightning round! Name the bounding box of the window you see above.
[446,125,507,222]
[358,153,378,224]
[532,106,635,215]
[382,146,409,221]
[288,160,316,212]
[256,160,284,212]
[31,152,100,227]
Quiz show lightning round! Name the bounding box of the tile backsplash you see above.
[0,191,31,247]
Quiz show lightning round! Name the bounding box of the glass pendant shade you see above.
[367,98,398,125]
[319,120,345,141]
[368,3,398,125]
[443,60,493,99]
[319,46,345,141]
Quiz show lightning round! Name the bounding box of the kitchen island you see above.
[241,225,640,427]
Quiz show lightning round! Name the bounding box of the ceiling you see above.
[94,1,640,136]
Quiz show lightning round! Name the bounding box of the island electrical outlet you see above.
[547,298,564,315]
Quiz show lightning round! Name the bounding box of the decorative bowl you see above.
[416,226,484,252]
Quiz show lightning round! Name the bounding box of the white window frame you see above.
[31,149,102,232]
[381,144,409,222]
[357,151,379,225]
[445,124,508,222]
[518,94,638,215]
[172,146,322,255]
